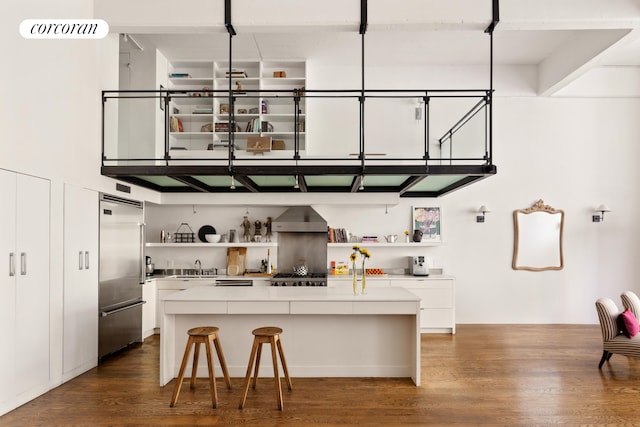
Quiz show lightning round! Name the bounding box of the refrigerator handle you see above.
[79,251,84,270]
[139,223,146,284]
[85,251,90,270]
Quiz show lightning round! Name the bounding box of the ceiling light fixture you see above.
[359,175,364,191]
[230,176,236,190]
[294,175,299,189]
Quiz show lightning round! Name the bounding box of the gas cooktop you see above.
[271,272,327,286]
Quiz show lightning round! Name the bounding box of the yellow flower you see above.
[360,248,370,258]
[404,230,410,235]
[352,245,360,251]
[349,253,357,262]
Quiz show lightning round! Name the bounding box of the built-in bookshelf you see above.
[166,60,306,157]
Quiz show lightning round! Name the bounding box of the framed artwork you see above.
[412,207,441,243]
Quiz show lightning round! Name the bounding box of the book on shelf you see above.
[327,227,351,243]
[193,107,213,114]
[361,236,379,243]
[169,73,190,78]
[261,120,274,133]
[225,69,247,78]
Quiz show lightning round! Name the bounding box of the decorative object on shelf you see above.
[404,230,410,243]
[265,217,272,242]
[237,108,247,114]
[198,225,217,242]
[592,204,611,223]
[412,229,423,242]
[476,205,490,223]
[170,116,183,132]
[247,136,272,153]
[241,216,251,242]
[412,207,441,242]
[253,220,262,241]
[220,104,229,114]
[229,228,238,243]
[273,71,287,78]
[200,123,213,132]
[359,247,370,294]
[174,223,195,243]
[261,99,268,114]
[384,234,398,243]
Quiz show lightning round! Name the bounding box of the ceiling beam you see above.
[168,176,210,192]
[538,28,632,96]
[233,175,259,192]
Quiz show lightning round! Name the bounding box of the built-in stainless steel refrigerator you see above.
[98,193,145,361]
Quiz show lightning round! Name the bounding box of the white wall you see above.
[151,95,640,326]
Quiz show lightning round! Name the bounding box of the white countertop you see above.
[161,285,420,303]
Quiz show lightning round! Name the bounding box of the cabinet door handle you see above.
[85,251,90,270]
[9,252,15,277]
[20,252,27,275]
[79,251,84,270]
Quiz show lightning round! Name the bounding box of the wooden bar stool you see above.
[170,326,231,408]
[238,326,292,410]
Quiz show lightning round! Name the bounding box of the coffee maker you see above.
[409,255,430,276]
[145,256,154,276]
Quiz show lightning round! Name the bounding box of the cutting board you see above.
[226,247,247,276]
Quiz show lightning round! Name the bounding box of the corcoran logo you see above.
[20,19,109,39]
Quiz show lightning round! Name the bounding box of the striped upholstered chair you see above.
[621,291,640,320]
[595,297,640,368]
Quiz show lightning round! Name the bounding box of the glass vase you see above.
[361,271,366,294]
[352,270,358,295]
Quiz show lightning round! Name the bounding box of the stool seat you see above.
[252,326,283,337]
[239,326,292,410]
[170,326,231,408]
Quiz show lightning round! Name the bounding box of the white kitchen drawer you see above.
[227,301,289,314]
[421,308,454,328]
[410,288,453,308]
[290,301,352,314]
[353,301,417,315]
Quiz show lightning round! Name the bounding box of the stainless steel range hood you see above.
[272,206,327,233]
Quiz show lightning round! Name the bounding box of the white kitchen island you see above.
[160,286,421,386]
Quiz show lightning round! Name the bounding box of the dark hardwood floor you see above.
[2,325,639,426]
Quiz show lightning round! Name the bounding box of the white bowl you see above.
[205,234,221,243]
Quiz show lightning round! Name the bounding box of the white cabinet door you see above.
[142,279,156,338]
[63,184,99,380]
[0,170,17,412]
[14,174,51,401]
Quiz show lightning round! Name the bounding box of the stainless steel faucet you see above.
[194,259,202,275]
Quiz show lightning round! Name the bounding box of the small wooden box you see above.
[271,139,285,150]
[246,136,272,152]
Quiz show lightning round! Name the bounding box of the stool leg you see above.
[276,337,293,391]
[252,342,263,389]
[190,341,201,389]
[270,338,283,410]
[239,339,259,409]
[204,338,218,408]
[212,335,232,389]
[170,336,194,407]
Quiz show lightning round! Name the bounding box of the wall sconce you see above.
[592,204,611,222]
[476,205,490,223]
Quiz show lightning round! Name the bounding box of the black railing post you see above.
[101,92,106,166]
[164,91,170,165]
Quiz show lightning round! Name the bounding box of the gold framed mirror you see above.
[512,199,564,271]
